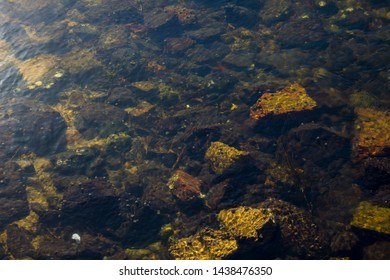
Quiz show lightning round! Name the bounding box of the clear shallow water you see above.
[0,0,389,259]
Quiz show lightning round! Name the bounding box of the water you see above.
[0,0,389,260]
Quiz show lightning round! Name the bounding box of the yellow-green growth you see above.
[353,107,390,160]
[351,201,390,234]
[125,242,163,260]
[218,206,273,240]
[205,142,248,174]
[250,83,317,120]
[169,228,238,260]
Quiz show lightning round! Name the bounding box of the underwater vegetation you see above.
[0,0,389,259]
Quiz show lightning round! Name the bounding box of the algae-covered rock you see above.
[217,206,273,240]
[250,83,317,120]
[124,242,164,260]
[169,228,238,260]
[351,201,390,234]
[205,142,249,174]
[353,107,390,161]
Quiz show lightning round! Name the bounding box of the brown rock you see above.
[168,170,203,201]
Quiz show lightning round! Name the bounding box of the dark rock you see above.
[73,233,120,259]
[186,44,214,63]
[52,148,102,176]
[35,232,120,260]
[325,39,355,71]
[223,52,256,68]
[0,64,22,94]
[141,174,175,212]
[205,180,230,209]
[224,4,258,28]
[48,179,123,234]
[259,198,328,258]
[144,8,180,40]
[71,24,100,41]
[185,25,224,41]
[359,157,390,192]
[116,207,169,248]
[363,241,390,260]
[371,185,390,208]
[144,9,176,30]
[83,0,142,24]
[34,233,78,260]
[106,87,137,107]
[164,37,194,54]
[0,163,32,231]
[52,175,90,193]
[0,101,67,159]
[146,151,177,169]
[259,0,292,25]
[2,0,66,25]
[6,224,35,259]
[336,9,372,30]
[330,231,358,254]
[110,47,142,77]
[74,102,128,139]
[0,198,29,231]
[275,19,328,50]
[315,1,339,15]
[279,123,350,167]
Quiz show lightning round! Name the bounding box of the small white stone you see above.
[71,233,81,244]
[53,72,64,78]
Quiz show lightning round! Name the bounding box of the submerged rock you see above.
[224,4,258,28]
[280,123,349,167]
[17,54,59,86]
[169,228,238,260]
[0,101,67,159]
[205,141,249,174]
[60,48,102,76]
[5,224,35,259]
[250,83,317,121]
[0,162,29,230]
[258,198,327,258]
[351,201,390,235]
[74,102,128,139]
[217,206,273,240]
[259,0,292,25]
[167,170,204,202]
[353,107,390,161]
[58,178,123,233]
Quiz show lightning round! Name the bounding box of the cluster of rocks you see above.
[0,0,389,259]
